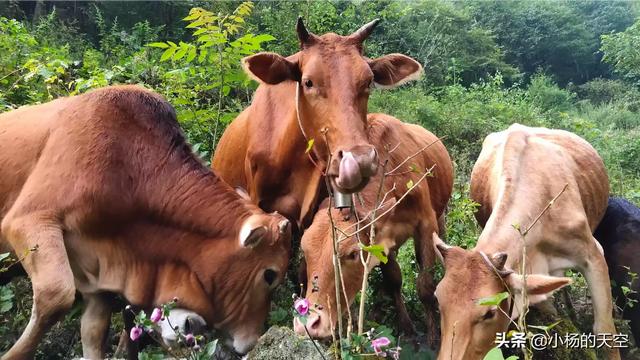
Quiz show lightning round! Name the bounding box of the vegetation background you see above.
[0,1,639,359]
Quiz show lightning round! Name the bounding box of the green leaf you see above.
[305,139,315,154]
[482,347,507,360]
[147,42,169,48]
[183,12,201,21]
[186,47,197,63]
[160,47,177,62]
[203,339,218,356]
[360,244,388,264]
[406,179,414,189]
[477,291,509,306]
[528,320,561,332]
[0,253,10,263]
[252,34,276,43]
[173,46,189,61]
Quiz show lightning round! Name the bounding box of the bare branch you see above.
[347,165,435,238]
[385,137,445,176]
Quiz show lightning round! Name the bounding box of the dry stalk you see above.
[356,156,389,335]
[347,165,436,238]
[385,137,445,176]
[320,129,346,350]
[516,183,568,360]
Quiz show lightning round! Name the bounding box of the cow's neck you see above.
[122,257,216,323]
[151,156,256,238]
[247,83,326,223]
[475,175,549,271]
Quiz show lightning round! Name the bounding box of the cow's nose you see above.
[334,145,378,191]
[359,146,378,177]
[293,313,326,338]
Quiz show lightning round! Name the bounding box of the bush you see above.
[526,73,576,113]
[576,78,640,108]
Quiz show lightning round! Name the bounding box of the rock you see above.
[246,326,330,360]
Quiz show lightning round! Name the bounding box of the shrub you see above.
[526,73,576,113]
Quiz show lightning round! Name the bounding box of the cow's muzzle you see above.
[330,145,378,193]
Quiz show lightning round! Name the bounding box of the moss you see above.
[246,326,329,360]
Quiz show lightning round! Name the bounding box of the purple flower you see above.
[371,336,391,354]
[130,326,143,341]
[294,298,310,316]
[184,333,195,346]
[150,307,162,323]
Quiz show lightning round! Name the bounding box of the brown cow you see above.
[212,18,423,229]
[0,86,291,359]
[293,114,453,346]
[433,124,619,360]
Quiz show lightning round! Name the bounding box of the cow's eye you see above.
[304,79,313,88]
[482,308,496,321]
[264,269,278,288]
[346,250,359,261]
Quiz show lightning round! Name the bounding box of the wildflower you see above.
[150,307,162,323]
[130,326,143,341]
[184,333,195,346]
[294,298,310,316]
[371,336,391,355]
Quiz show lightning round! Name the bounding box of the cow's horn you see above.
[240,215,268,248]
[491,252,508,270]
[349,19,380,43]
[481,251,513,278]
[296,17,317,48]
[278,219,290,235]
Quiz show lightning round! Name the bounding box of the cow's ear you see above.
[432,232,451,264]
[239,215,268,248]
[505,273,572,304]
[368,54,422,89]
[242,52,300,85]
[235,187,251,201]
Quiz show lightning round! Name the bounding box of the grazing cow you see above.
[433,124,620,360]
[212,18,423,230]
[293,114,453,346]
[0,86,291,359]
[594,197,640,344]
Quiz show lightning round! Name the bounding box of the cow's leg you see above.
[0,213,75,360]
[81,293,113,359]
[581,237,621,360]
[380,254,415,335]
[414,221,439,348]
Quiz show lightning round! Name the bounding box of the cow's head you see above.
[193,211,291,354]
[293,205,390,338]
[242,18,422,193]
[157,309,207,346]
[433,234,571,360]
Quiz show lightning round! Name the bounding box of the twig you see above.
[518,183,568,360]
[304,324,327,360]
[384,137,445,176]
[521,183,569,237]
[323,130,344,349]
[347,165,435,238]
[357,157,389,335]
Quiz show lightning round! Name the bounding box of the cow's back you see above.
[212,108,250,190]
[471,124,609,230]
[367,113,453,217]
[0,99,69,217]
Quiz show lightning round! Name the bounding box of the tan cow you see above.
[294,114,453,346]
[0,86,291,359]
[434,124,619,360]
[213,18,423,229]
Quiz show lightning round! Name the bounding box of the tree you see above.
[601,19,640,86]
